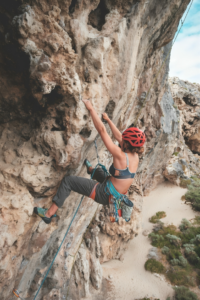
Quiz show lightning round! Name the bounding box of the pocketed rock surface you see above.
[0,0,198,299]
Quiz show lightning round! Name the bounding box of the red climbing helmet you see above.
[122,127,146,147]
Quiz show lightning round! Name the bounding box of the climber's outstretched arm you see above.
[102,113,122,145]
[82,99,105,134]
[82,99,121,157]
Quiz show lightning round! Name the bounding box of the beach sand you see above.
[102,181,199,300]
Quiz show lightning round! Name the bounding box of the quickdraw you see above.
[12,289,24,299]
[108,195,121,223]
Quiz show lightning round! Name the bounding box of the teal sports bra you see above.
[109,153,136,179]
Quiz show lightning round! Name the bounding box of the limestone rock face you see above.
[163,144,200,186]
[163,77,200,185]
[0,1,193,299]
[169,77,200,154]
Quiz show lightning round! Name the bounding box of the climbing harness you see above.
[133,0,194,127]
[105,179,134,222]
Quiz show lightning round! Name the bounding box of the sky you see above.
[169,0,200,83]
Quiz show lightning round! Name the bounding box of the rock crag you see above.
[170,77,200,154]
[163,77,200,186]
[0,1,196,299]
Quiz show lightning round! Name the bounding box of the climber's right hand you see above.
[82,98,93,112]
[102,113,109,122]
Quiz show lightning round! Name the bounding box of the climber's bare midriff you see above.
[110,176,134,194]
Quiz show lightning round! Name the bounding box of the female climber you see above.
[34,99,146,224]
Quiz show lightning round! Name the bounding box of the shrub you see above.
[170,256,187,267]
[190,234,200,245]
[167,266,195,286]
[149,225,181,248]
[179,256,188,267]
[166,234,181,246]
[150,211,166,223]
[159,224,177,236]
[194,245,200,257]
[183,243,195,249]
[174,286,198,300]
[192,202,200,211]
[180,179,192,188]
[153,221,164,232]
[149,233,164,243]
[168,249,182,260]
[162,246,170,255]
[180,226,200,245]
[145,259,165,273]
[183,244,195,255]
[181,195,185,201]
[185,180,200,211]
[193,216,200,225]
[185,250,200,265]
[171,258,180,266]
[179,219,191,231]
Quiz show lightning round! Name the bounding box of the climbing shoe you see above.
[84,159,93,174]
[34,207,56,224]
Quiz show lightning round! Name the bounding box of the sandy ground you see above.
[102,181,199,300]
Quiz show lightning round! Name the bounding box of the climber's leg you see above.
[50,174,109,208]
[34,175,98,223]
[45,203,58,218]
[34,162,109,223]
[52,175,98,207]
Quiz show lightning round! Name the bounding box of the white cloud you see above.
[178,24,200,37]
[170,34,200,83]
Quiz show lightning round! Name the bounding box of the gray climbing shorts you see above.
[52,168,109,208]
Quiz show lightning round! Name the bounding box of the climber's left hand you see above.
[82,98,93,111]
